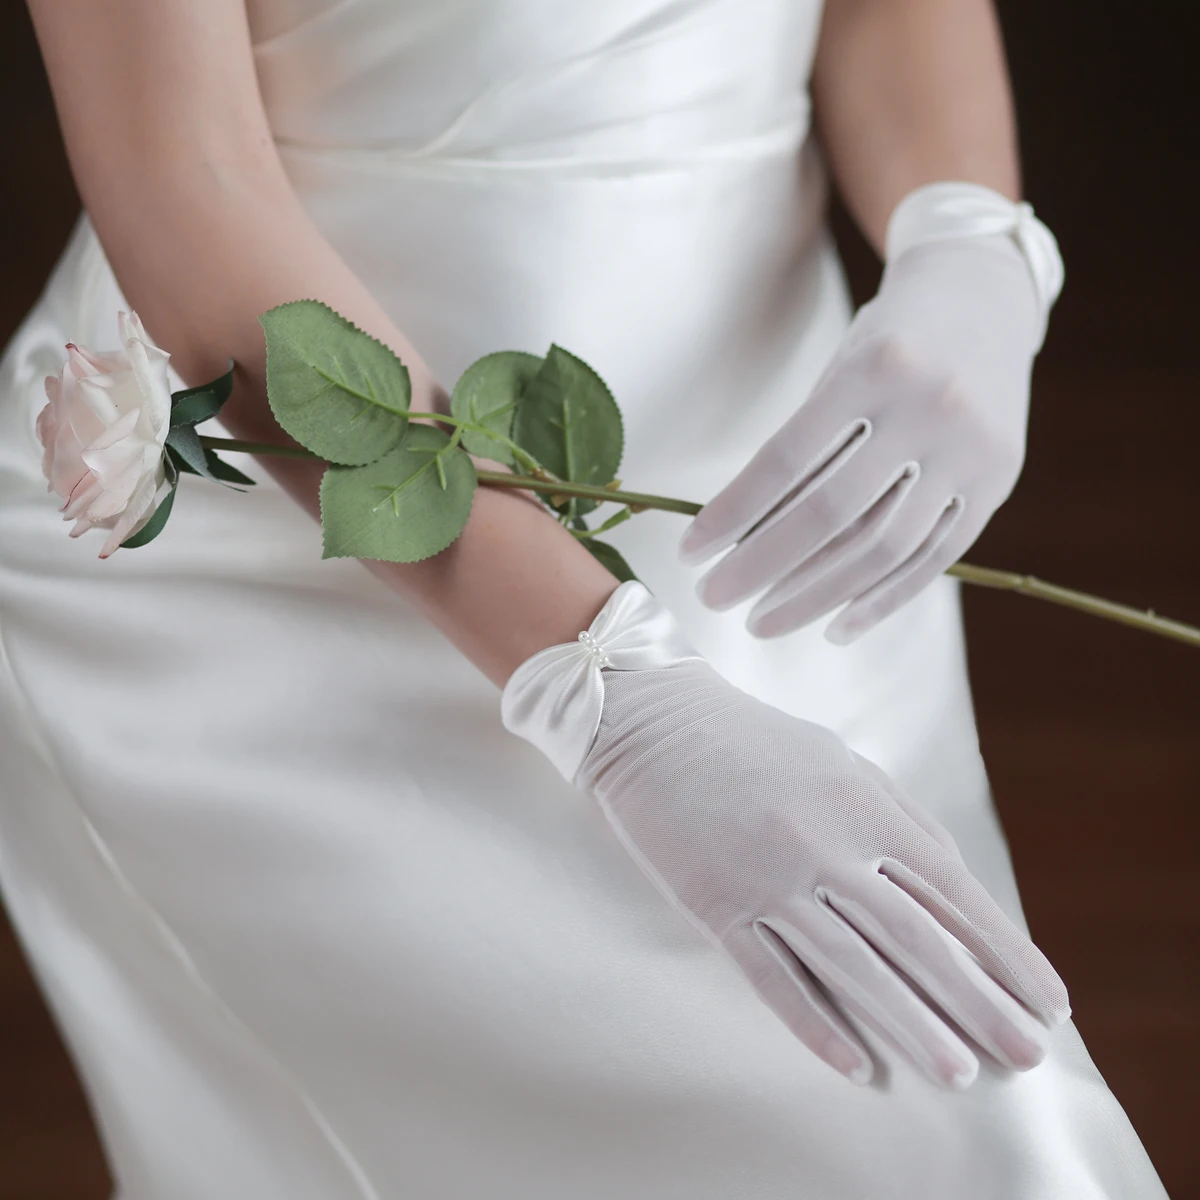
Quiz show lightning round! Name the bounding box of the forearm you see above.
[160,181,614,686]
[811,0,1021,254]
[56,146,615,688]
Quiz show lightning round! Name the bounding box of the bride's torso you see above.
[245,0,840,495]
[0,4,1169,1198]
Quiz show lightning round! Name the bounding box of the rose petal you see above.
[71,342,128,375]
[82,460,143,520]
[68,511,102,538]
[123,330,173,437]
[36,397,61,486]
[98,471,162,558]
[84,406,141,453]
[62,475,103,520]
[74,374,123,427]
[43,404,91,502]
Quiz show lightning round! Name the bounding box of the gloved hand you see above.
[502,582,1069,1088]
[680,182,1064,643]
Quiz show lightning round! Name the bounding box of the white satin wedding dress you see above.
[0,1,1167,1196]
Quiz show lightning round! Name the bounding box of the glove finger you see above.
[747,480,948,639]
[824,496,979,644]
[767,908,979,1089]
[830,878,1051,1071]
[725,920,874,1084]
[696,436,901,611]
[877,855,1071,1027]
[679,378,874,567]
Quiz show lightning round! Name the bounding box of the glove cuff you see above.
[501,581,703,783]
[885,181,1064,348]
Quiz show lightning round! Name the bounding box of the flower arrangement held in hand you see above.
[36,302,1200,648]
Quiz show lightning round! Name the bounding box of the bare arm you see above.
[25,0,617,687]
[812,0,1021,254]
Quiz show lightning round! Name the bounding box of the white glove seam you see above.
[877,858,1049,1021]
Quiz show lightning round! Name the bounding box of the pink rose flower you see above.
[37,310,173,558]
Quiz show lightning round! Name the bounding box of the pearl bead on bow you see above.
[577,629,612,669]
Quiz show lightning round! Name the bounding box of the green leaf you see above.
[260,299,410,466]
[583,538,639,584]
[319,425,477,563]
[449,351,543,464]
[511,345,622,514]
[166,426,256,489]
[170,450,201,476]
[169,359,235,427]
[202,452,256,487]
[121,457,179,550]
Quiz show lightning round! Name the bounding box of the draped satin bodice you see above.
[238,0,847,527]
[247,0,821,165]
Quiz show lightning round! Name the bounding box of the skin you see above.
[812,0,1022,251]
[24,0,1022,686]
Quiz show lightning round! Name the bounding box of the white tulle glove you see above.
[680,182,1064,643]
[502,582,1069,1088]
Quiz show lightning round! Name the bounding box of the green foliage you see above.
[166,425,255,488]
[450,351,543,464]
[169,359,235,428]
[130,304,651,583]
[577,506,632,539]
[261,300,410,465]
[319,425,477,563]
[201,451,257,487]
[511,345,622,514]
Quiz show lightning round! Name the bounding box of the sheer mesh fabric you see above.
[578,661,1069,1087]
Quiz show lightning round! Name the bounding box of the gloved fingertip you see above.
[1036,973,1072,1028]
[824,618,864,646]
[1003,1031,1051,1074]
[677,523,715,566]
[845,1054,874,1087]
[947,1058,979,1091]
[824,1038,874,1085]
[746,607,797,641]
[695,571,750,614]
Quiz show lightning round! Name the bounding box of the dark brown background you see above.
[1,2,1196,1196]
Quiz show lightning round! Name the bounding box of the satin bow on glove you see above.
[502,583,1070,1088]
[680,182,1064,643]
